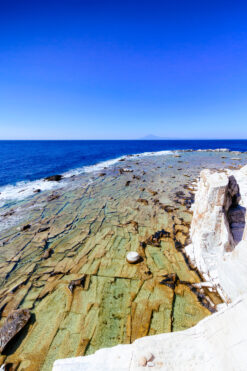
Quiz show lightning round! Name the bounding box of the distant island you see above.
[139,134,172,140]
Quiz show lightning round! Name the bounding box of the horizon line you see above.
[0,138,247,141]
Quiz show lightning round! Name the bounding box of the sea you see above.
[0,139,247,207]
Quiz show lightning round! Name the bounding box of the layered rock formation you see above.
[53,164,247,370]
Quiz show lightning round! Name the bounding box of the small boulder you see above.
[44,175,63,182]
[33,189,41,193]
[68,276,86,293]
[21,224,31,231]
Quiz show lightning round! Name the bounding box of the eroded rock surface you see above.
[0,151,246,370]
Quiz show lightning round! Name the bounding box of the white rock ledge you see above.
[53,165,247,371]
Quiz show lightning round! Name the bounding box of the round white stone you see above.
[126,251,140,263]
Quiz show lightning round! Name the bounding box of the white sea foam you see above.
[196,148,230,152]
[0,150,173,207]
[63,150,174,177]
[0,178,63,208]
[0,148,232,207]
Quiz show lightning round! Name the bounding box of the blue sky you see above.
[0,0,247,139]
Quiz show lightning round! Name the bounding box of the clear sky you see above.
[0,0,247,139]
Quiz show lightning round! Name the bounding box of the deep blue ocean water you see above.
[1,140,247,188]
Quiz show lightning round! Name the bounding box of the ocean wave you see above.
[0,178,63,208]
[63,150,174,177]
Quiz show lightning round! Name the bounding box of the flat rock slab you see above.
[0,309,30,353]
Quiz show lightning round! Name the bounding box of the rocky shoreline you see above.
[53,163,247,371]
[0,151,247,370]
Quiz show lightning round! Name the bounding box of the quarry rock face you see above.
[186,165,247,301]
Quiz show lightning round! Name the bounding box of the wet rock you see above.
[68,276,86,293]
[21,224,31,231]
[99,173,106,177]
[146,229,170,247]
[125,181,131,187]
[44,174,63,182]
[0,309,31,353]
[33,189,41,193]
